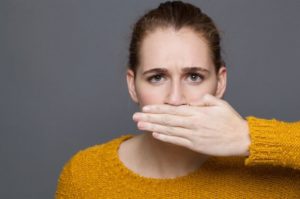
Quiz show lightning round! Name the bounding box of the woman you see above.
[55,1,300,198]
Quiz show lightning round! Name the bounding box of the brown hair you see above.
[128,1,224,74]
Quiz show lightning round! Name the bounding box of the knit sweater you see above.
[55,117,300,198]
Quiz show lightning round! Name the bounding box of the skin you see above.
[127,27,226,107]
[134,94,250,157]
[121,27,249,179]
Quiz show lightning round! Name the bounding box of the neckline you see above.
[108,134,216,186]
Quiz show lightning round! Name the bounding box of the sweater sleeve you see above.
[245,116,300,170]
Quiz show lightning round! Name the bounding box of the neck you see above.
[136,132,208,178]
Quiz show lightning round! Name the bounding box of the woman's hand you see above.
[133,94,251,157]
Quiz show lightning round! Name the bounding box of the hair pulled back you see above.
[128,1,224,74]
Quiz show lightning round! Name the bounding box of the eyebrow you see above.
[142,67,210,75]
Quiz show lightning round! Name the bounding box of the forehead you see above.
[138,27,214,72]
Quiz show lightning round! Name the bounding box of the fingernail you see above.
[142,106,150,112]
[132,113,139,121]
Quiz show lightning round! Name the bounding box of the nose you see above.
[164,80,187,106]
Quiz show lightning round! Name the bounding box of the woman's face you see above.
[127,27,227,108]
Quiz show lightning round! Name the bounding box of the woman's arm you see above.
[133,94,300,170]
[245,117,300,170]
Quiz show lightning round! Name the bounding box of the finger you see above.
[190,94,224,107]
[142,104,196,116]
[137,121,191,138]
[152,132,192,149]
[133,113,192,128]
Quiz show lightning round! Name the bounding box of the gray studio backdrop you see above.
[1,0,299,198]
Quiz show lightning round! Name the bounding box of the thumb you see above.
[192,94,223,107]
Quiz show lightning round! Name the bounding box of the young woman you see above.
[56,1,300,198]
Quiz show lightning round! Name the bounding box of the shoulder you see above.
[56,134,134,197]
[65,134,134,171]
[58,134,134,180]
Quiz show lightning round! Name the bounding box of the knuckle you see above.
[166,126,174,135]
[146,114,152,121]
[150,124,157,131]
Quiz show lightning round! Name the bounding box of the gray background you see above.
[1,0,299,198]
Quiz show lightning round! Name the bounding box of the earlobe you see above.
[216,66,227,98]
[126,69,139,103]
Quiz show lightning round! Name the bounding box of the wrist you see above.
[240,119,251,156]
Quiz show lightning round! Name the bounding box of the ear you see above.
[215,66,227,98]
[126,69,139,103]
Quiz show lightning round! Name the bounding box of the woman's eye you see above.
[187,73,203,82]
[148,74,165,83]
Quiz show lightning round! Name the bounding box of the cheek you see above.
[135,84,166,107]
[185,80,218,103]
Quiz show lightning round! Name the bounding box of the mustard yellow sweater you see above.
[55,117,300,198]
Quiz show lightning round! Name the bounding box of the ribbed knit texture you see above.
[245,116,300,169]
[56,117,300,198]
